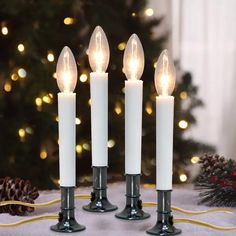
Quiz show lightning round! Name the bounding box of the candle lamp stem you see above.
[146,190,181,235]
[83,166,117,212]
[50,187,86,233]
[115,174,150,220]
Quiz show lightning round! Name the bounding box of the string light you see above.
[75,117,81,125]
[64,17,75,25]
[17,68,27,78]
[179,174,188,182]
[115,102,122,115]
[145,102,153,115]
[191,156,200,164]
[47,52,54,62]
[131,12,136,17]
[76,144,82,154]
[180,91,188,99]
[107,139,115,148]
[42,94,53,104]
[1,26,8,35]
[153,61,157,68]
[82,143,90,151]
[178,120,188,129]
[118,42,126,51]
[35,97,42,106]
[53,72,57,79]
[17,44,25,52]
[11,73,19,81]
[145,8,154,16]
[25,127,33,134]
[18,128,26,141]
[40,148,48,159]
[79,74,88,83]
[88,99,91,106]
[55,116,59,122]
[4,81,12,92]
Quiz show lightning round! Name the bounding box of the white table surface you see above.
[0,183,235,236]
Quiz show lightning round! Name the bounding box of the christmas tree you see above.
[0,0,214,189]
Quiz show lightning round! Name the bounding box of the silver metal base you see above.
[115,174,150,220]
[146,190,181,235]
[83,167,117,213]
[50,187,86,233]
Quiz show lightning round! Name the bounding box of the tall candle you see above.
[123,34,144,174]
[154,49,176,190]
[88,26,110,166]
[56,46,78,187]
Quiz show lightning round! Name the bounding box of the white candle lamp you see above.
[115,34,149,220]
[83,26,117,213]
[147,50,181,235]
[51,46,86,233]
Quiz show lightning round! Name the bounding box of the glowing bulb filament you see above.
[95,31,103,72]
[130,40,138,80]
[160,54,170,96]
[62,51,71,92]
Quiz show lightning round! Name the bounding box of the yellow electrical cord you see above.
[0,215,58,227]
[0,196,235,231]
[173,218,236,231]
[142,202,232,215]
[0,194,90,208]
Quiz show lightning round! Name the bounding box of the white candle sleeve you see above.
[90,72,108,167]
[58,92,76,187]
[125,80,143,174]
[156,96,174,190]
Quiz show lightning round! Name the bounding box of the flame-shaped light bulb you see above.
[56,46,77,92]
[88,26,110,73]
[123,34,144,80]
[154,49,176,96]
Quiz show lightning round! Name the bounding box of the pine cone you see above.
[195,154,236,207]
[0,177,39,216]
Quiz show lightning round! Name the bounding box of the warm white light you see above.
[75,117,81,125]
[118,42,126,51]
[80,73,88,82]
[1,26,8,35]
[88,26,110,72]
[76,144,82,154]
[47,52,55,62]
[154,49,176,96]
[82,143,90,151]
[40,148,48,159]
[64,17,75,25]
[56,46,77,92]
[17,44,25,52]
[107,139,115,148]
[4,81,12,92]
[191,156,200,164]
[178,120,188,129]
[145,8,154,16]
[179,174,187,182]
[18,68,27,78]
[123,34,144,80]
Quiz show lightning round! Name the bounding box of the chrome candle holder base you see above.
[50,187,86,233]
[83,166,117,213]
[146,190,181,235]
[115,174,150,220]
